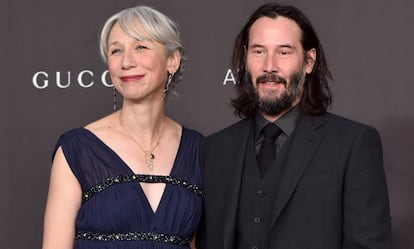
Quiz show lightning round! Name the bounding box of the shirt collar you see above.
[255,104,302,140]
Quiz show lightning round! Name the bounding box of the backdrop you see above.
[1,0,413,248]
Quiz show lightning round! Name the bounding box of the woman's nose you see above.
[121,51,137,70]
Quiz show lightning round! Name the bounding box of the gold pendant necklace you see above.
[119,115,164,171]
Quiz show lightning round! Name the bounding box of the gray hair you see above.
[99,6,186,92]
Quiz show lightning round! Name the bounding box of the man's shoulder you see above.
[205,118,251,140]
[304,112,379,135]
[200,119,252,158]
[325,112,375,129]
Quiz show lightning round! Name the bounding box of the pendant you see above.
[144,151,155,171]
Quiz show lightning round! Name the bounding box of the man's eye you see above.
[279,50,291,56]
[252,49,264,55]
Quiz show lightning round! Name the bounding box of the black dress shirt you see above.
[255,105,301,155]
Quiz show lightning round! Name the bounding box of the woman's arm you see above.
[42,147,82,249]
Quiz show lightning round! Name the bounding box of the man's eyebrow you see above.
[248,44,265,49]
[248,43,296,49]
[278,44,295,49]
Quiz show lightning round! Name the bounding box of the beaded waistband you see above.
[82,174,203,202]
[76,231,191,246]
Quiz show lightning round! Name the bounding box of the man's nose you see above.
[264,53,279,73]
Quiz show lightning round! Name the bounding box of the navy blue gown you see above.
[54,127,203,249]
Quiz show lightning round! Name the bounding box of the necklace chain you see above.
[119,115,164,171]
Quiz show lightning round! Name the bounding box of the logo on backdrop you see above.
[32,69,113,89]
[223,69,236,85]
[32,69,237,89]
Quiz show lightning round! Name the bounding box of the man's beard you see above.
[252,65,306,116]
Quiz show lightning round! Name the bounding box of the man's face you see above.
[246,16,315,117]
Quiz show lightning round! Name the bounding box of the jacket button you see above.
[254,217,261,223]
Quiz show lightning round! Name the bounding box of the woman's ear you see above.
[167,49,181,74]
[305,48,316,74]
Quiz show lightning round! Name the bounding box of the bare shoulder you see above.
[84,111,121,139]
[164,117,182,141]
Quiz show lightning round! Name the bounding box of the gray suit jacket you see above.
[197,112,391,249]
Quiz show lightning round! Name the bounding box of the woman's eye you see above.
[136,45,148,51]
[110,49,121,55]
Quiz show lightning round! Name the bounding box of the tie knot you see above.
[262,123,282,139]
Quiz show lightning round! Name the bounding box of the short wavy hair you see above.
[99,5,185,93]
[231,3,332,118]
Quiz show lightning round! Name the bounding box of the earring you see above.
[113,87,117,110]
[163,72,174,98]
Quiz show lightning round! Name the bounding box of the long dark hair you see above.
[231,3,332,119]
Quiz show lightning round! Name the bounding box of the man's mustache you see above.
[256,73,287,86]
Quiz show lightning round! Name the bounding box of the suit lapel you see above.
[223,119,254,249]
[270,114,326,227]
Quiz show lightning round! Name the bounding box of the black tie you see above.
[258,123,282,176]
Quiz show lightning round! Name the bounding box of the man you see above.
[197,3,391,249]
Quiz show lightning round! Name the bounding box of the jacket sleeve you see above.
[342,126,392,249]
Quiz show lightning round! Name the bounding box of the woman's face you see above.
[107,21,179,102]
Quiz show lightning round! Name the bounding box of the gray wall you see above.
[1,0,413,248]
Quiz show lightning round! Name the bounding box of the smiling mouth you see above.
[120,75,143,82]
[262,81,280,85]
[256,73,287,87]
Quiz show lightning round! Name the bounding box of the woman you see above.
[42,6,203,249]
